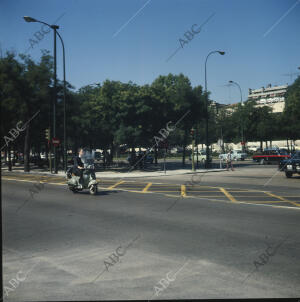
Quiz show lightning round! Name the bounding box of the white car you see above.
[219,150,247,161]
[247,146,259,152]
[189,150,207,163]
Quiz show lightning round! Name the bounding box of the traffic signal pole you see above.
[45,128,52,173]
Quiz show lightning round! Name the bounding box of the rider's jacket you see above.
[73,156,84,168]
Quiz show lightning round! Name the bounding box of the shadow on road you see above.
[71,189,119,196]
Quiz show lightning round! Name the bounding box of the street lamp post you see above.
[204,50,225,168]
[24,16,67,173]
[53,25,57,173]
[229,80,244,152]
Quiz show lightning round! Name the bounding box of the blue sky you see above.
[1,0,299,104]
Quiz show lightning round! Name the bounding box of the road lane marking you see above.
[181,194,300,210]
[243,200,289,203]
[147,191,180,193]
[264,191,300,208]
[219,187,237,203]
[181,185,187,197]
[3,176,300,209]
[185,190,222,192]
[2,177,47,183]
[142,182,152,192]
[107,180,125,189]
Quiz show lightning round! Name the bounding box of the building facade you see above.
[248,84,288,113]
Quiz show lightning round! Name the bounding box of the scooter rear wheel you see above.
[69,186,78,193]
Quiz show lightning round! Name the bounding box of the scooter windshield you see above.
[80,149,95,168]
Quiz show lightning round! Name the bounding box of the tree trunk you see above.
[4,148,7,164]
[154,146,158,165]
[260,140,263,151]
[8,145,12,171]
[24,124,30,172]
[110,142,114,164]
[182,129,187,167]
[292,140,295,152]
[45,142,49,168]
[103,149,107,168]
[12,148,16,167]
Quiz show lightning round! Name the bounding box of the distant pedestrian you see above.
[226,150,234,171]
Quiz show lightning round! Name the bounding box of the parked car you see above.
[189,150,206,163]
[127,152,153,167]
[94,151,103,164]
[247,145,260,152]
[219,150,247,161]
[30,155,48,167]
[145,154,153,164]
[253,148,290,165]
[279,151,300,178]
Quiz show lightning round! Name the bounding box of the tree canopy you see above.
[1,50,299,171]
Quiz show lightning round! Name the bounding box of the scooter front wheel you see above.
[89,185,97,195]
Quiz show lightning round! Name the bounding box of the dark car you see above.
[253,148,290,165]
[94,151,103,161]
[127,152,153,167]
[279,151,300,178]
[30,154,48,167]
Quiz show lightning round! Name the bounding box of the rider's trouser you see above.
[73,167,83,183]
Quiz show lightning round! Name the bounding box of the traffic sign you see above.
[52,137,60,146]
[159,140,168,149]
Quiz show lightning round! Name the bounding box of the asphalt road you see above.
[136,161,300,192]
[2,168,300,300]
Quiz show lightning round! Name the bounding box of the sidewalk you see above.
[1,165,226,178]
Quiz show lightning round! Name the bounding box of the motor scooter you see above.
[66,150,98,194]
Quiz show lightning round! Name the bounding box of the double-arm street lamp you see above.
[23,16,67,173]
[228,80,245,152]
[204,50,225,168]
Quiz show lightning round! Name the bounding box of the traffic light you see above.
[190,128,195,138]
[45,128,50,140]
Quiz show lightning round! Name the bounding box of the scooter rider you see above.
[73,148,85,184]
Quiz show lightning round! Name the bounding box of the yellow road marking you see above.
[264,192,300,208]
[3,176,300,208]
[142,183,152,192]
[219,187,237,203]
[2,177,47,183]
[146,191,180,193]
[99,186,156,194]
[181,185,187,197]
[185,190,222,192]
[107,180,125,189]
[244,200,289,203]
